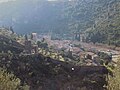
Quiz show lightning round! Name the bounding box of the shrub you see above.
[0,68,29,90]
[107,57,120,90]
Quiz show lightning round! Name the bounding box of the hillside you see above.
[0,1,120,90]
[0,54,108,90]
[108,57,120,90]
[0,27,111,90]
[65,0,120,46]
[0,0,68,34]
[0,27,24,53]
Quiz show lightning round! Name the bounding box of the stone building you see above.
[31,33,37,42]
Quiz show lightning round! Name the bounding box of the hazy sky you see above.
[0,0,59,3]
[48,0,56,1]
[0,0,16,3]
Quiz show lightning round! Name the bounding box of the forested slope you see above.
[65,0,120,46]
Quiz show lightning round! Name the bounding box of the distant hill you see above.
[0,0,68,34]
[0,0,120,46]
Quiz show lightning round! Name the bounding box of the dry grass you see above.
[0,68,29,90]
[107,57,120,90]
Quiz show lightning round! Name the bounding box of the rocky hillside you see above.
[0,27,24,53]
[0,53,109,90]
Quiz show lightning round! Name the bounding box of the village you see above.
[0,26,119,67]
[16,31,120,67]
